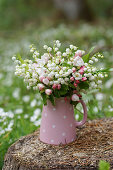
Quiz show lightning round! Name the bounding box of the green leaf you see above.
[17,53,24,64]
[69,83,75,89]
[89,46,95,54]
[61,62,73,68]
[59,84,68,96]
[49,94,55,106]
[70,100,78,107]
[82,54,89,63]
[53,90,60,98]
[99,160,110,170]
[41,93,47,105]
[82,46,95,63]
[78,81,89,89]
[96,68,112,73]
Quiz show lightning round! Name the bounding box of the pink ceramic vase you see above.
[40,98,87,145]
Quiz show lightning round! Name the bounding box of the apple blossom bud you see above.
[79,66,85,75]
[80,66,85,69]
[45,89,52,95]
[78,94,82,98]
[57,84,61,90]
[76,80,80,84]
[70,77,74,81]
[52,84,57,89]
[74,83,78,87]
[82,77,87,81]
[73,90,77,94]
[71,94,79,101]
[79,69,84,75]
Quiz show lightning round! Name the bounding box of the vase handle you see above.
[75,99,87,127]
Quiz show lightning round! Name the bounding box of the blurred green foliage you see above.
[99,160,110,170]
[0,0,113,29]
[88,0,113,18]
[0,0,54,30]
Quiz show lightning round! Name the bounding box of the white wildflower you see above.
[30,99,37,107]
[89,60,93,64]
[70,45,74,49]
[63,52,67,57]
[47,47,52,52]
[15,108,23,114]
[43,45,48,49]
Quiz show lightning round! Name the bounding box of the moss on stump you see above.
[3,118,113,170]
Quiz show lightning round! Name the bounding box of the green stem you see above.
[74,107,83,115]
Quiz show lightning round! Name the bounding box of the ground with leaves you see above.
[0,22,113,169]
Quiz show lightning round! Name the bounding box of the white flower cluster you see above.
[13,40,106,103]
[0,108,14,135]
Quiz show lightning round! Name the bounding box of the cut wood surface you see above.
[3,118,113,170]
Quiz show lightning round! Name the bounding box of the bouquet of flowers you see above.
[12,40,108,106]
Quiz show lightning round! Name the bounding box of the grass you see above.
[0,22,113,169]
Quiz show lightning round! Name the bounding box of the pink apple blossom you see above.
[79,69,84,75]
[74,50,82,57]
[80,66,85,70]
[79,66,85,74]
[45,89,52,95]
[70,77,75,81]
[37,84,45,91]
[43,78,49,85]
[72,67,76,73]
[82,77,87,81]
[39,76,45,82]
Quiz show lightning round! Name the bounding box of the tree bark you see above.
[3,118,113,170]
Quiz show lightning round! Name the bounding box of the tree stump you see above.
[3,118,113,170]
